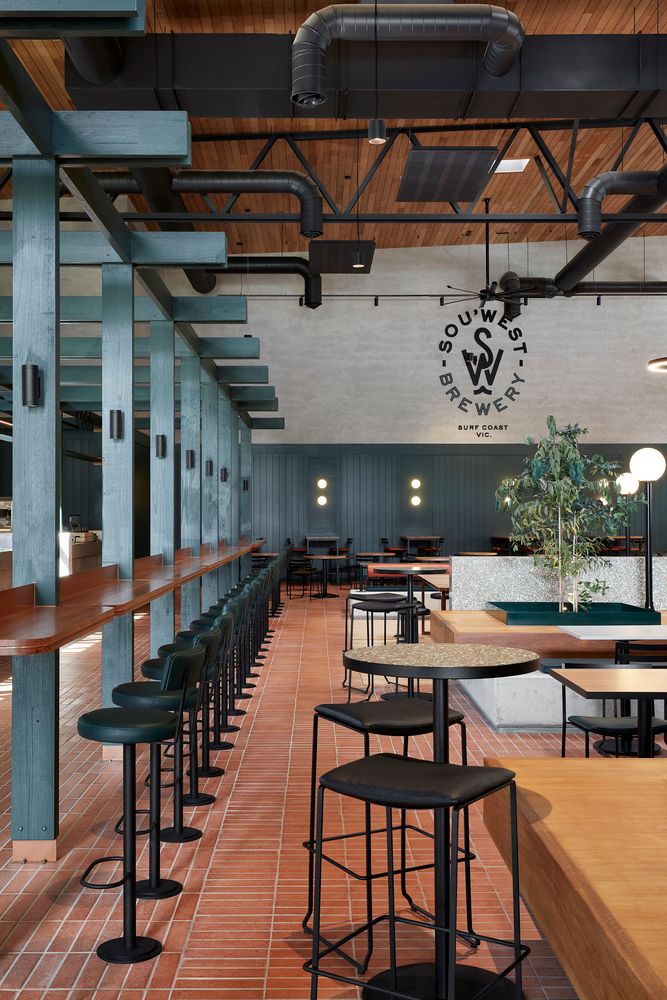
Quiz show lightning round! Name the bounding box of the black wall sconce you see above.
[185,449,196,470]
[109,409,124,441]
[155,434,167,459]
[242,479,250,491]
[21,363,41,407]
[220,467,228,482]
[205,459,214,477]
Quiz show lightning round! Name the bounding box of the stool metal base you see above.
[96,935,162,965]
[160,825,202,843]
[362,962,522,999]
[209,738,236,749]
[182,791,216,807]
[594,737,661,756]
[136,877,182,900]
[198,764,225,778]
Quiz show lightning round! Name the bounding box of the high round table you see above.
[372,563,437,643]
[342,642,539,1000]
[305,553,348,598]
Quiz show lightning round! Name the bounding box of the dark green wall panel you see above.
[253,443,666,555]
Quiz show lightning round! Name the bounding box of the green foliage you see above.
[496,418,643,610]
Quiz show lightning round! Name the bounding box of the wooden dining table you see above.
[551,667,667,757]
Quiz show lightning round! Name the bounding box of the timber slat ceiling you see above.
[7,2,667,254]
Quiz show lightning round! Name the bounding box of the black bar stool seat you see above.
[315,699,461,737]
[78,707,176,745]
[112,682,197,713]
[321,752,513,808]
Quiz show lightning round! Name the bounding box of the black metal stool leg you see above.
[309,786,325,1000]
[97,745,162,964]
[302,713,319,931]
[183,707,216,806]
[386,806,398,996]
[210,666,239,743]
[160,731,202,844]
[198,681,225,777]
[510,782,523,999]
[136,743,182,900]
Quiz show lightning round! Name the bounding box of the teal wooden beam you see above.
[11,157,60,852]
[0,38,50,152]
[201,378,219,608]
[218,394,234,594]
[251,417,286,430]
[1,364,266,386]
[149,321,176,655]
[101,264,135,717]
[61,168,131,261]
[239,423,252,576]
[236,399,279,412]
[0,110,189,163]
[230,386,276,402]
[0,336,258,359]
[0,1,138,15]
[230,414,240,580]
[131,232,226,267]
[216,365,268,385]
[0,295,246,324]
[180,356,201,625]
[0,0,144,33]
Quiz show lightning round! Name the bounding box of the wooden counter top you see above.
[0,603,115,655]
[484,757,667,1000]
[430,610,617,659]
[0,542,254,655]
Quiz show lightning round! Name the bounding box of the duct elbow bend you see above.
[286,176,324,238]
[483,9,525,77]
[578,171,659,240]
[291,12,330,106]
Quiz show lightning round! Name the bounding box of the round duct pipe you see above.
[578,171,658,241]
[291,3,525,106]
[220,257,322,309]
[63,37,123,85]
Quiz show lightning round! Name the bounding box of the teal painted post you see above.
[218,394,234,596]
[180,356,201,625]
[11,157,60,851]
[101,264,135,707]
[230,414,240,580]
[240,423,252,576]
[201,377,218,608]
[149,320,175,654]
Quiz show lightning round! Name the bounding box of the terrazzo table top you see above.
[343,642,539,681]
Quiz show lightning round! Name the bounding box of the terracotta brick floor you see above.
[0,592,582,999]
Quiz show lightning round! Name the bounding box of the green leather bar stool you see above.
[77,707,177,964]
[176,612,236,756]
[114,645,208,845]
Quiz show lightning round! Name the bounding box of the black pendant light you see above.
[367,1,386,145]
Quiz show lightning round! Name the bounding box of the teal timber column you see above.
[201,377,219,608]
[180,356,201,625]
[239,422,252,576]
[11,157,60,861]
[217,394,234,596]
[231,413,240,581]
[101,264,134,759]
[149,321,175,654]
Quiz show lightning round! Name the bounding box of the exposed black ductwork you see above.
[291,3,525,106]
[171,172,323,238]
[220,257,322,309]
[63,37,123,85]
[555,162,667,292]
[91,170,324,239]
[578,171,658,240]
[499,271,667,302]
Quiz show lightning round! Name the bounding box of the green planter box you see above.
[486,601,661,626]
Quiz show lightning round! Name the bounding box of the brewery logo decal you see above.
[437,305,528,438]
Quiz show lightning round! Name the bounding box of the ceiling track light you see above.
[21,363,41,408]
[155,434,167,459]
[109,409,123,441]
[185,449,196,470]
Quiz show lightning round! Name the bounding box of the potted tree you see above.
[490,416,654,623]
